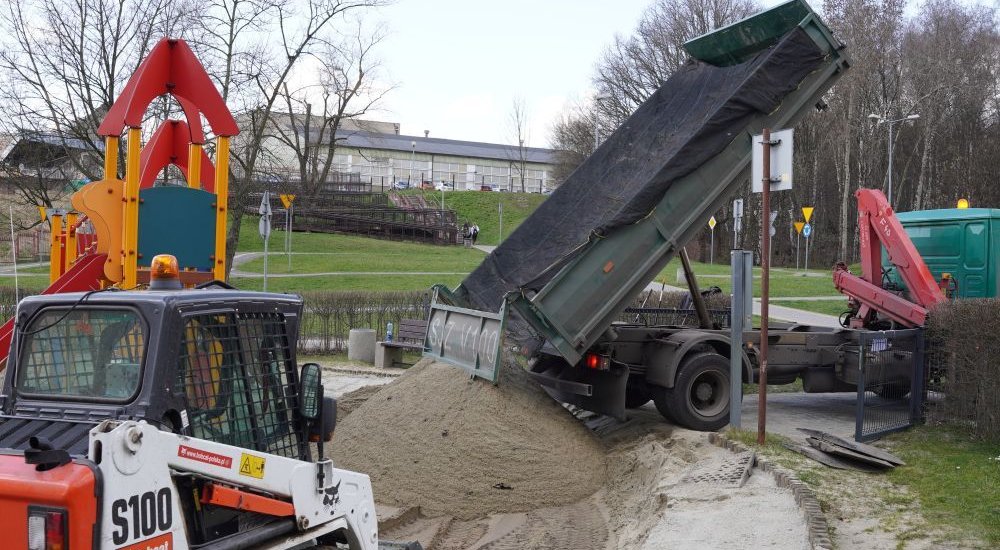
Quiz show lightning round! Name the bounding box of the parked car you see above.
[394,180,410,190]
[480,184,498,192]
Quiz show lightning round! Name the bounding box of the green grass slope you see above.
[401,190,546,245]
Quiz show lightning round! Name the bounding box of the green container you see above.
[887,208,1000,298]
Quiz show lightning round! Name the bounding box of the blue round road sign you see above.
[803,223,812,238]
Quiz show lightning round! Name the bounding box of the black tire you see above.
[654,352,731,431]
[625,378,651,408]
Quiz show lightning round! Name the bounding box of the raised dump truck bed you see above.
[448,0,847,363]
[427,0,855,430]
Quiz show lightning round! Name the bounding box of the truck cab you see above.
[0,273,361,549]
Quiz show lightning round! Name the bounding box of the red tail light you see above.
[27,507,67,550]
[583,353,610,370]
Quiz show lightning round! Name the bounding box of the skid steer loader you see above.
[0,255,415,550]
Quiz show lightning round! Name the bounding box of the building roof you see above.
[336,130,557,165]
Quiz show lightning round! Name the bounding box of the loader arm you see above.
[834,189,946,328]
[88,420,377,550]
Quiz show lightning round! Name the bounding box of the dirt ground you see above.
[326,362,810,550]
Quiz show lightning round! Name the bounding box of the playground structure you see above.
[0,38,239,367]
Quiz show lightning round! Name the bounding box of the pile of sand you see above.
[329,358,607,520]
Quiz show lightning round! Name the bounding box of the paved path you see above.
[738,392,858,439]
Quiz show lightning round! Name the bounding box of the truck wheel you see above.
[625,378,651,408]
[654,352,730,431]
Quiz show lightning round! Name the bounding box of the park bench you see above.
[375,318,428,368]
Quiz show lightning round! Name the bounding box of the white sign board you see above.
[752,128,794,192]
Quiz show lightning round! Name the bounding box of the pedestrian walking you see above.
[471,223,479,245]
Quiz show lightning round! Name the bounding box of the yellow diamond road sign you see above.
[708,216,717,229]
[279,194,296,209]
[794,221,805,234]
[802,206,814,223]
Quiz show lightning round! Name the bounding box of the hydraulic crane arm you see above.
[834,189,946,328]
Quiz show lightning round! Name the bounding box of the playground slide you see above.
[0,251,108,371]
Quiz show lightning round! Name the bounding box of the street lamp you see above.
[409,140,416,187]
[593,95,610,152]
[869,112,919,205]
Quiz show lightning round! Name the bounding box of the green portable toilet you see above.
[886,208,1000,299]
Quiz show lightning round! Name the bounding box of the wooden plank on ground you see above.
[797,427,906,465]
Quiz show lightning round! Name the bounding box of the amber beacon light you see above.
[149,254,182,289]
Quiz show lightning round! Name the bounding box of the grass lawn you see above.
[656,258,842,299]
[0,275,54,290]
[230,273,464,293]
[886,426,1000,545]
[237,235,484,275]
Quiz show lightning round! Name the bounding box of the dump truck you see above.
[421,0,925,431]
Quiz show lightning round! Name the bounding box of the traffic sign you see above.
[794,221,805,235]
[708,216,717,229]
[280,194,296,209]
[803,223,812,238]
[258,217,271,238]
[802,206,814,223]
[752,128,794,192]
[37,206,47,223]
[258,191,272,216]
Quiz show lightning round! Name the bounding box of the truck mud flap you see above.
[424,286,507,383]
[530,365,628,421]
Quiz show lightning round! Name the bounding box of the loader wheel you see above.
[654,352,730,431]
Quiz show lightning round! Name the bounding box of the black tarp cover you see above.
[457,27,826,313]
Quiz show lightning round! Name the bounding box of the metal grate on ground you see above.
[175,311,307,460]
[854,329,925,442]
[681,451,755,488]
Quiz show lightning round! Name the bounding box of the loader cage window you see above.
[17,308,145,401]
[175,311,306,459]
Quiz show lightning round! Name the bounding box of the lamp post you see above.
[409,140,416,187]
[869,112,919,205]
[593,95,609,152]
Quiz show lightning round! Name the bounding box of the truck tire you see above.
[653,352,730,431]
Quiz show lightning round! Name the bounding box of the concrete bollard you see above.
[347,328,376,363]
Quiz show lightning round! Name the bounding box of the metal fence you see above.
[853,329,926,441]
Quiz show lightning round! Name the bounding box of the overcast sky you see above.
[368,0,653,147]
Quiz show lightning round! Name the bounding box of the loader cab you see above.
[0,284,314,462]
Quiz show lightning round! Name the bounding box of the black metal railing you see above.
[853,328,925,442]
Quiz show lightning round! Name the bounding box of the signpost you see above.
[802,206,814,271]
[708,216,717,263]
[752,127,793,445]
[259,191,272,291]
[793,221,805,269]
[803,222,813,270]
[280,194,296,271]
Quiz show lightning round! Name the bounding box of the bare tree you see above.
[191,0,388,275]
[594,0,758,124]
[272,22,393,198]
[507,97,530,192]
[0,0,197,204]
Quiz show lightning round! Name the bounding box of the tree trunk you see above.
[838,89,855,261]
